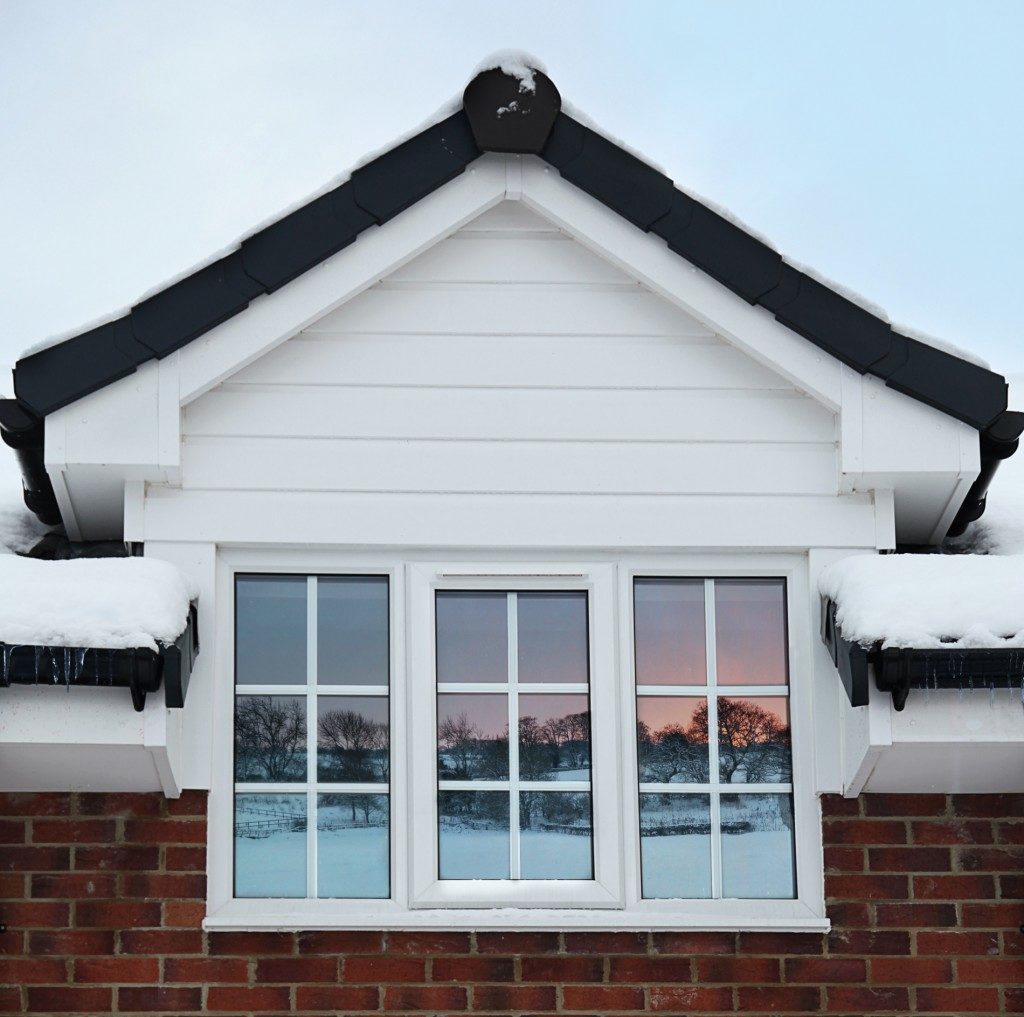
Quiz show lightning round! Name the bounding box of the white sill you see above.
[204,901,830,934]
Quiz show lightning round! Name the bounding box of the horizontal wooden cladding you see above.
[140,489,878,548]
[180,436,838,495]
[184,387,835,443]
[228,334,791,391]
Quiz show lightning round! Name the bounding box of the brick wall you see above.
[0,791,1021,1015]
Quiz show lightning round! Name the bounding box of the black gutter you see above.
[5,65,1020,537]
[821,597,1024,711]
[0,604,198,712]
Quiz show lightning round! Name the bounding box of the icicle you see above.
[989,682,996,708]
[75,647,86,685]
[34,646,43,684]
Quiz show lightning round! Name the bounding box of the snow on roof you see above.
[0,556,197,651]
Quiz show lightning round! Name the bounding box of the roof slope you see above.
[2,62,1021,535]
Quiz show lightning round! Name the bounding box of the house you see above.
[1,55,1021,1016]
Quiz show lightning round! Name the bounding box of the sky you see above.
[1,0,1022,393]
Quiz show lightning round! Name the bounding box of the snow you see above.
[0,556,197,651]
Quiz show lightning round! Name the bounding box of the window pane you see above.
[517,592,588,684]
[234,695,307,782]
[436,592,508,684]
[715,580,788,686]
[520,792,593,879]
[317,793,389,898]
[438,791,510,879]
[636,697,709,783]
[721,793,796,898]
[234,794,306,897]
[634,579,706,686]
[518,695,590,782]
[317,696,389,783]
[437,694,509,780]
[235,576,306,685]
[317,577,389,686]
[717,697,792,784]
[639,793,712,899]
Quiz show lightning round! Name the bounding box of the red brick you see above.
[697,956,781,982]
[0,820,25,844]
[0,901,69,927]
[652,930,736,954]
[914,873,995,899]
[74,956,159,983]
[118,985,203,1012]
[737,931,824,954]
[609,956,691,982]
[564,931,647,953]
[820,795,861,817]
[256,954,337,982]
[562,984,645,1010]
[120,928,204,954]
[784,956,865,982]
[871,956,951,983]
[471,984,557,1011]
[827,985,909,1011]
[875,902,958,927]
[433,956,515,982]
[161,899,205,927]
[916,986,1001,1012]
[165,845,206,871]
[29,929,114,955]
[956,956,1024,982]
[868,846,951,871]
[344,954,423,982]
[25,986,111,1013]
[209,930,295,955]
[827,929,911,955]
[1003,873,1024,898]
[475,930,561,954]
[521,955,603,982]
[164,957,249,982]
[958,845,1024,870]
[386,930,470,954]
[736,985,821,1012]
[2,846,70,871]
[0,988,20,1013]
[123,818,206,843]
[78,793,162,817]
[0,793,71,816]
[295,984,380,1010]
[298,929,383,953]
[0,956,68,984]
[75,900,160,928]
[122,872,206,898]
[31,872,117,898]
[384,984,467,1010]
[206,985,291,1011]
[823,818,907,844]
[0,872,24,896]
[649,985,733,1012]
[912,819,994,844]
[962,901,1024,927]
[824,845,864,872]
[164,790,207,816]
[826,873,909,900]
[917,930,1000,955]
[951,793,1024,817]
[31,818,115,843]
[863,793,947,816]
[74,845,160,871]
[997,820,1024,843]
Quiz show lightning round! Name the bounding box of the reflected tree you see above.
[234,696,306,781]
[701,699,791,783]
[637,717,709,783]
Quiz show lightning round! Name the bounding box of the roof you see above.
[2,61,1022,535]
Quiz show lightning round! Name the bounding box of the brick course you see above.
[0,791,1021,1014]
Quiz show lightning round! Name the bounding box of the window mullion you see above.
[704,579,723,900]
[507,592,521,880]
[306,576,318,900]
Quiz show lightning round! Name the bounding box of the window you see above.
[211,555,823,930]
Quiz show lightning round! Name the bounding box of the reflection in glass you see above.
[317,793,389,898]
[437,694,509,780]
[518,695,590,781]
[234,696,307,782]
[517,593,589,684]
[520,792,593,879]
[234,794,306,897]
[317,577,389,686]
[721,793,796,898]
[715,580,788,686]
[436,593,508,684]
[317,697,389,783]
[235,575,306,685]
[634,580,706,686]
[636,697,709,783]
[438,791,510,879]
[717,697,792,784]
[639,794,712,899]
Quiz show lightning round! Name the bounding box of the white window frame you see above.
[205,549,827,931]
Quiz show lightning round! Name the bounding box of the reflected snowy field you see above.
[439,827,593,880]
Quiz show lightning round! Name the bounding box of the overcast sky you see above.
[2,0,1021,391]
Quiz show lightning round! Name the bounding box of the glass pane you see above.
[517,593,588,684]
[234,794,306,897]
[317,577,389,686]
[436,592,508,684]
[438,791,510,879]
[317,793,389,898]
[636,697,709,783]
[437,694,509,780]
[634,579,706,686]
[234,695,307,782]
[639,793,712,899]
[518,694,590,781]
[520,792,593,879]
[721,793,796,899]
[715,580,788,686]
[235,575,306,685]
[717,697,792,784]
[317,696,389,783]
